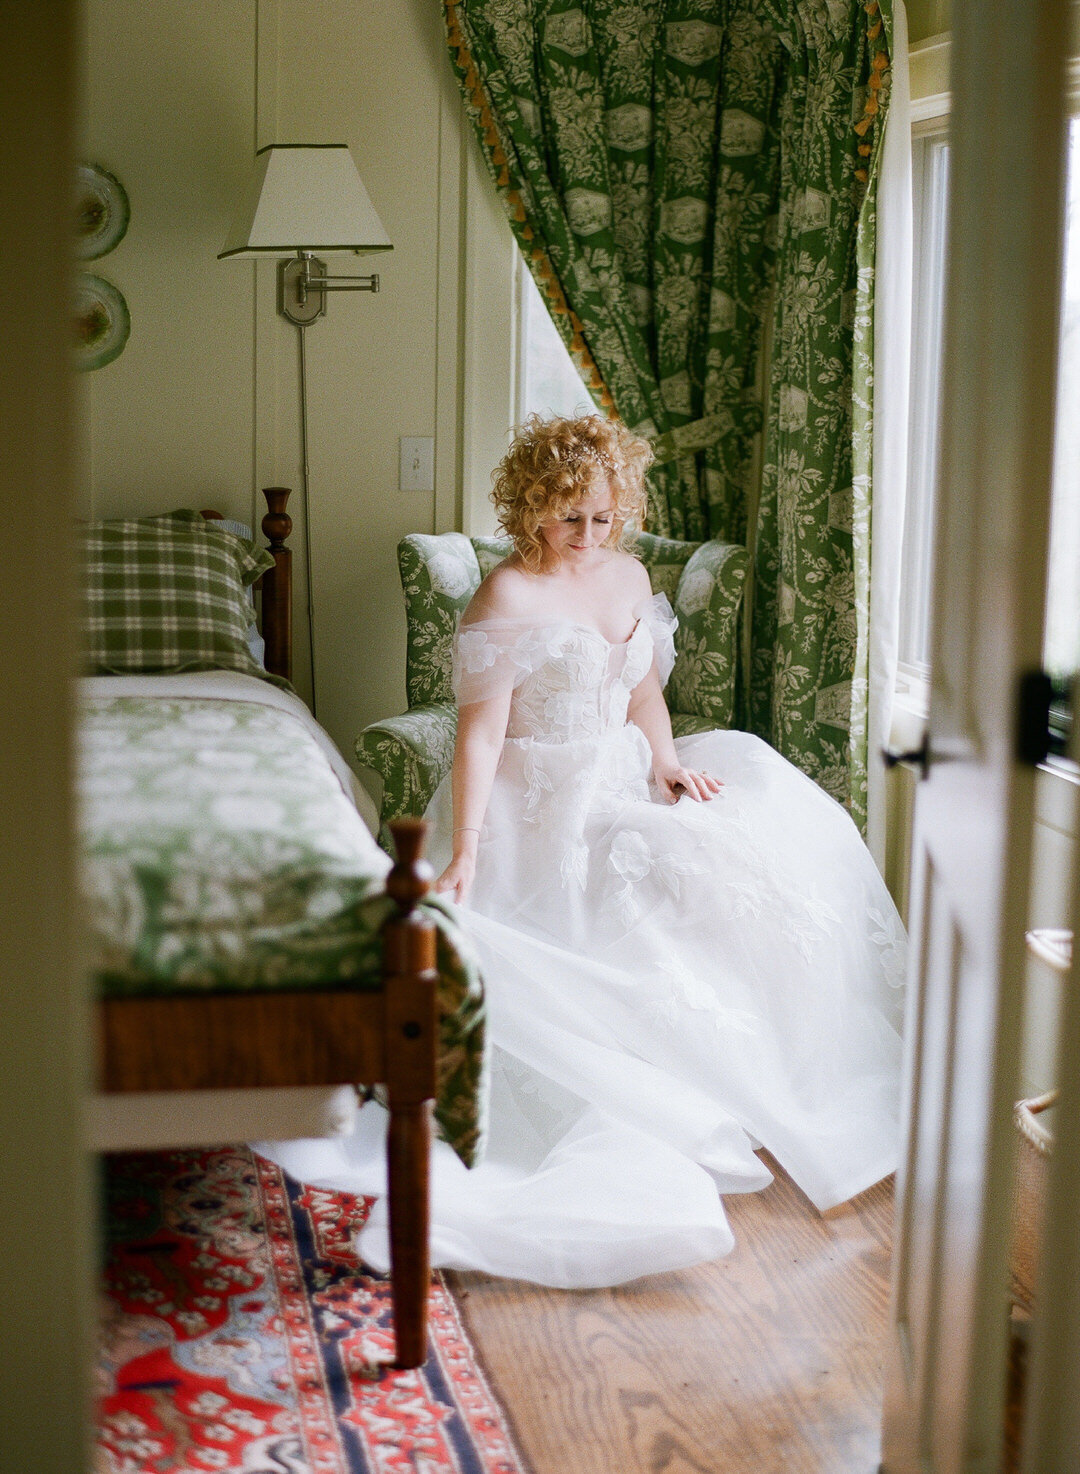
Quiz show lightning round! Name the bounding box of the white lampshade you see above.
[218,144,392,258]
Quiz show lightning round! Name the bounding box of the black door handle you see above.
[882,737,930,780]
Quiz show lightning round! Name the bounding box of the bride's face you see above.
[540,483,616,564]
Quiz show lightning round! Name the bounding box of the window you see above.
[1044,116,1080,682]
[898,125,950,681]
[515,253,593,423]
[900,114,1080,698]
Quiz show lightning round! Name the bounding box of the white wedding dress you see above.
[264,594,906,1288]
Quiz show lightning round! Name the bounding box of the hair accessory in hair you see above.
[565,445,618,474]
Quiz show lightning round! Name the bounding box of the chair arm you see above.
[355,704,458,848]
[670,710,717,739]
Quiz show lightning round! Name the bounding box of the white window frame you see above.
[448,113,600,541]
[891,36,950,728]
[896,121,948,684]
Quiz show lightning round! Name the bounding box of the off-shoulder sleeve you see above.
[452,621,539,707]
[640,592,678,688]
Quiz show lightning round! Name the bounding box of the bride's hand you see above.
[434,853,476,906]
[654,762,723,804]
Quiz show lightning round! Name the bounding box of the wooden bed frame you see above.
[98,488,438,1369]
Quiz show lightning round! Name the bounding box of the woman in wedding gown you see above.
[266,414,906,1289]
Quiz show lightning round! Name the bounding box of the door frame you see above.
[0,3,93,1470]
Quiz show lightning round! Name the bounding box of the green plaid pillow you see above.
[78,510,277,680]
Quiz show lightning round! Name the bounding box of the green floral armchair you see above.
[355,531,748,846]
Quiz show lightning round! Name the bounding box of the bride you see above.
[266,413,907,1289]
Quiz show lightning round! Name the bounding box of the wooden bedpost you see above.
[383,818,438,1369]
[260,487,293,684]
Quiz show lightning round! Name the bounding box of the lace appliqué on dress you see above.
[452,626,543,707]
[641,960,760,1038]
[636,594,677,689]
[606,829,707,929]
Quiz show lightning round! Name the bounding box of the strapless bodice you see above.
[452,594,677,743]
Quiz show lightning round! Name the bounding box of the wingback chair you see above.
[355,530,748,846]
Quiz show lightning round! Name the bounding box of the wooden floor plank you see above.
[447,1157,893,1474]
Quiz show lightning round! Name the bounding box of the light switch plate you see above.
[399,436,435,492]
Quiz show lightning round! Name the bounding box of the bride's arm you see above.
[628,665,722,804]
[435,565,531,902]
[433,687,512,904]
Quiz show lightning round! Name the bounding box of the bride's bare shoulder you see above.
[607,548,652,595]
[461,557,533,624]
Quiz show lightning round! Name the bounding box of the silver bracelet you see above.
[453,826,481,835]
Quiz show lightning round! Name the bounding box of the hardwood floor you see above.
[447,1157,893,1474]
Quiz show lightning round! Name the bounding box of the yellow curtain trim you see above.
[852,0,891,184]
[442,0,616,416]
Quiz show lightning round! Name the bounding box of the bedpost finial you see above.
[261,486,292,551]
[387,819,434,915]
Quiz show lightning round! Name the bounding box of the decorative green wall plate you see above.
[75,162,130,260]
[75,274,130,371]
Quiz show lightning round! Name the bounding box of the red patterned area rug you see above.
[96,1146,527,1474]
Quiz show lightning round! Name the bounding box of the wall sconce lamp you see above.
[218,143,393,326]
[219,144,392,715]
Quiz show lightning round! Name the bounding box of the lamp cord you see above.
[298,322,318,719]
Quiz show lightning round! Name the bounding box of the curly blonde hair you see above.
[491,413,653,572]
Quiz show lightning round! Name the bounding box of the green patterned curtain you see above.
[748,1,891,825]
[442,0,892,818]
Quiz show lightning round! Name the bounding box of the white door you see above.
[880,2,1069,1470]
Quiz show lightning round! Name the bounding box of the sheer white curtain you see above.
[867,0,913,872]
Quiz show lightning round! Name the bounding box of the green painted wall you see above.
[905,0,949,42]
[84,0,471,754]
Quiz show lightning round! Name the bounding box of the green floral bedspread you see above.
[80,694,486,1165]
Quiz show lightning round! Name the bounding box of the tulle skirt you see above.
[263,726,906,1288]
